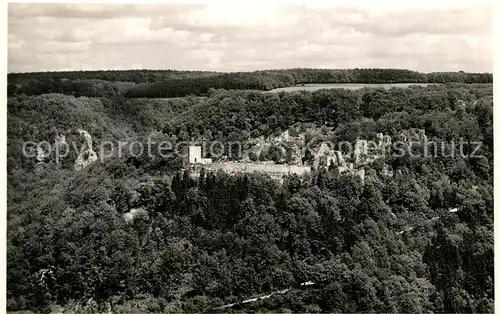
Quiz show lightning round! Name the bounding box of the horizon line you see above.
[7,67,493,76]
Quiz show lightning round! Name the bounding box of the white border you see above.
[1,1,497,313]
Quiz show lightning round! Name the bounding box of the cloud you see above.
[347,8,492,37]
[7,2,493,73]
[8,3,183,19]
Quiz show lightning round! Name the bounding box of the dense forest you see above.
[7,68,493,98]
[7,70,494,313]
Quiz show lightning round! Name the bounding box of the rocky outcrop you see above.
[333,163,365,184]
[354,134,393,166]
[356,168,365,184]
[244,137,269,161]
[34,134,67,164]
[74,129,98,171]
[376,133,392,148]
[275,145,287,164]
[245,129,307,163]
[419,129,427,144]
[78,129,93,147]
[287,143,303,165]
[313,143,343,169]
[123,208,149,223]
[354,139,368,164]
[273,129,306,145]
[334,151,346,166]
[273,130,291,143]
[376,133,383,146]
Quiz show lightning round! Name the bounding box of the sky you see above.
[7,1,494,73]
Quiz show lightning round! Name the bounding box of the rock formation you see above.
[288,143,303,165]
[419,129,427,144]
[34,133,68,164]
[274,130,291,143]
[376,133,384,146]
[313,143,340,169]
[354,139,368,164]
[74,129,98,171]
[381,134,392,148]
[356,168,365,184]
[334,151,346,166]
[123,208,149,223]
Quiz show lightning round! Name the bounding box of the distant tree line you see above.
[8,69,219,84]
[7,68,493,98]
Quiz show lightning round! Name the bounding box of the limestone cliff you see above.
[123,208,149,223]
[74,129,98,171]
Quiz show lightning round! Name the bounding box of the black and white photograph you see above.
[5,1,495,313]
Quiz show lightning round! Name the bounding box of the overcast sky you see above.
[8,1,493,73]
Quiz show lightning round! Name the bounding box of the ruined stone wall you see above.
[201,162,311,176]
